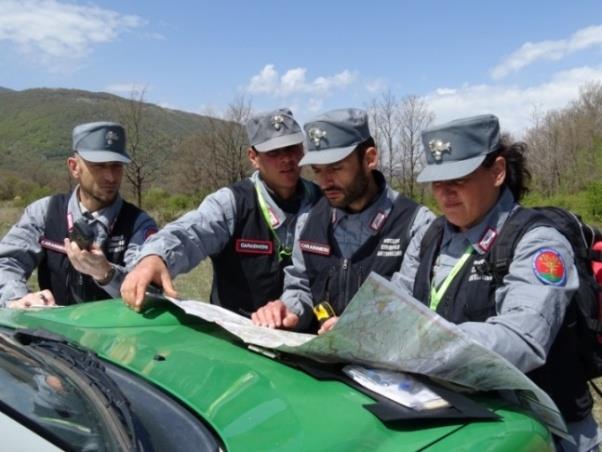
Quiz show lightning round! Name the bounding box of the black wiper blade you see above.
[14,328,70,345]
[14,328,143,450]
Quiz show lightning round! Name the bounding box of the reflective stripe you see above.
[254,182,291,261]
[429,245,473,311]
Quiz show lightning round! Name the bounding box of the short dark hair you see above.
[353,137,375,162]
[482,135,531,201]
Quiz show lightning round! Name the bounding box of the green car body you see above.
[0,300,554,451]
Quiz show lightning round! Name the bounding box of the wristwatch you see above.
[95,265,116,285]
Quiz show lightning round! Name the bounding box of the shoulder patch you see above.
[144,226,158,241]
[532,248,567,286]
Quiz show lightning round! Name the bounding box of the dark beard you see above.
[326,170,370,210]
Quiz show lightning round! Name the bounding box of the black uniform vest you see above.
[299,194,419,316]
[38,194,143,305]
[210,179,319,317]
[413,216,592,421]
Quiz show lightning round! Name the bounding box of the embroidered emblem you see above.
[299,241,331,256]
[377,237,402,257]
[271,114,285,131]
[236,239,273,255]
[469,258,493,282]
[428,139,451,161]
[308,127,327,147]
[107,235,126,255]
[477,227,498,253]
[144,226,158,241]
[370,211,387,231]
[105,130,119,145]
[532,248,567,286]
[39,238,67,255]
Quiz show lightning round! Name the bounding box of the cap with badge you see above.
[299,108,371,166]
[72,122,131,164]
[417,114,501,183]
[246,108,304,152]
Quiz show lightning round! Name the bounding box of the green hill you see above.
[0,87,239,200]
[0,87,213,163]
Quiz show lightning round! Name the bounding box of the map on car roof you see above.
[170,272,568,439]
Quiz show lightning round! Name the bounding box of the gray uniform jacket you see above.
[282,182,435,329]
[133,171,317,279]
[392,188,579,373]
[0,187,157,306]
[393,188,600,451]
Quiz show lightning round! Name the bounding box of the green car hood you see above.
[0,301,553,451]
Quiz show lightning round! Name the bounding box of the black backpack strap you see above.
[419,216,446,262]
[487,207,548,286]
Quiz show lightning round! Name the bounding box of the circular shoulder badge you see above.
[532,248,567,286]
[144,226,158,241]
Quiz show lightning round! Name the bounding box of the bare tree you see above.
[368,92,433,199]
[170,133,212,196]
[525,82,602,196]
[397,95,434,199]
[369,90,400,185]
[209,96,253,186]
[175,96,252,195]
[115,88,170,207]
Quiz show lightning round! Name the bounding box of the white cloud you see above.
[306,98,324,113]
[247,64,357,97]
[425,65,602,136]
[491,25,602,79]
[0,0,144,69]
[365,78,387,94]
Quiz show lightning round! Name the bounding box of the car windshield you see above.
[0,331,133,451]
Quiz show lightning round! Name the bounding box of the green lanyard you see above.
[255,183,292,261]
[429,245,474,311]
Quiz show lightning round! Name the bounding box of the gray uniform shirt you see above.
[0,187,157,306]
[392,188,579,373]
[133,171,317,278]
[282,182,435,329]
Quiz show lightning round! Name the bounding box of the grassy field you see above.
[1,202,601,425]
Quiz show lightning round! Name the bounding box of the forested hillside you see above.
[0,87,250,217]
[1,83,601,225]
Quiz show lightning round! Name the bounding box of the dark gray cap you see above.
[246,108,304,152]
[417,114,501,183]
[72,122,131,163]
[299,108,371,166]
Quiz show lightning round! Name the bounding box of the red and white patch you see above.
[477,227,498,253]
[235,239,273,255]
[40,238,67,255]
[299,241,331,256]
[370,211,387,231]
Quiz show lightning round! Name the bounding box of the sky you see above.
[1,0,602,136]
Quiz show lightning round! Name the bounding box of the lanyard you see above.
[429,245,474,311]
[255,183,292,261]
